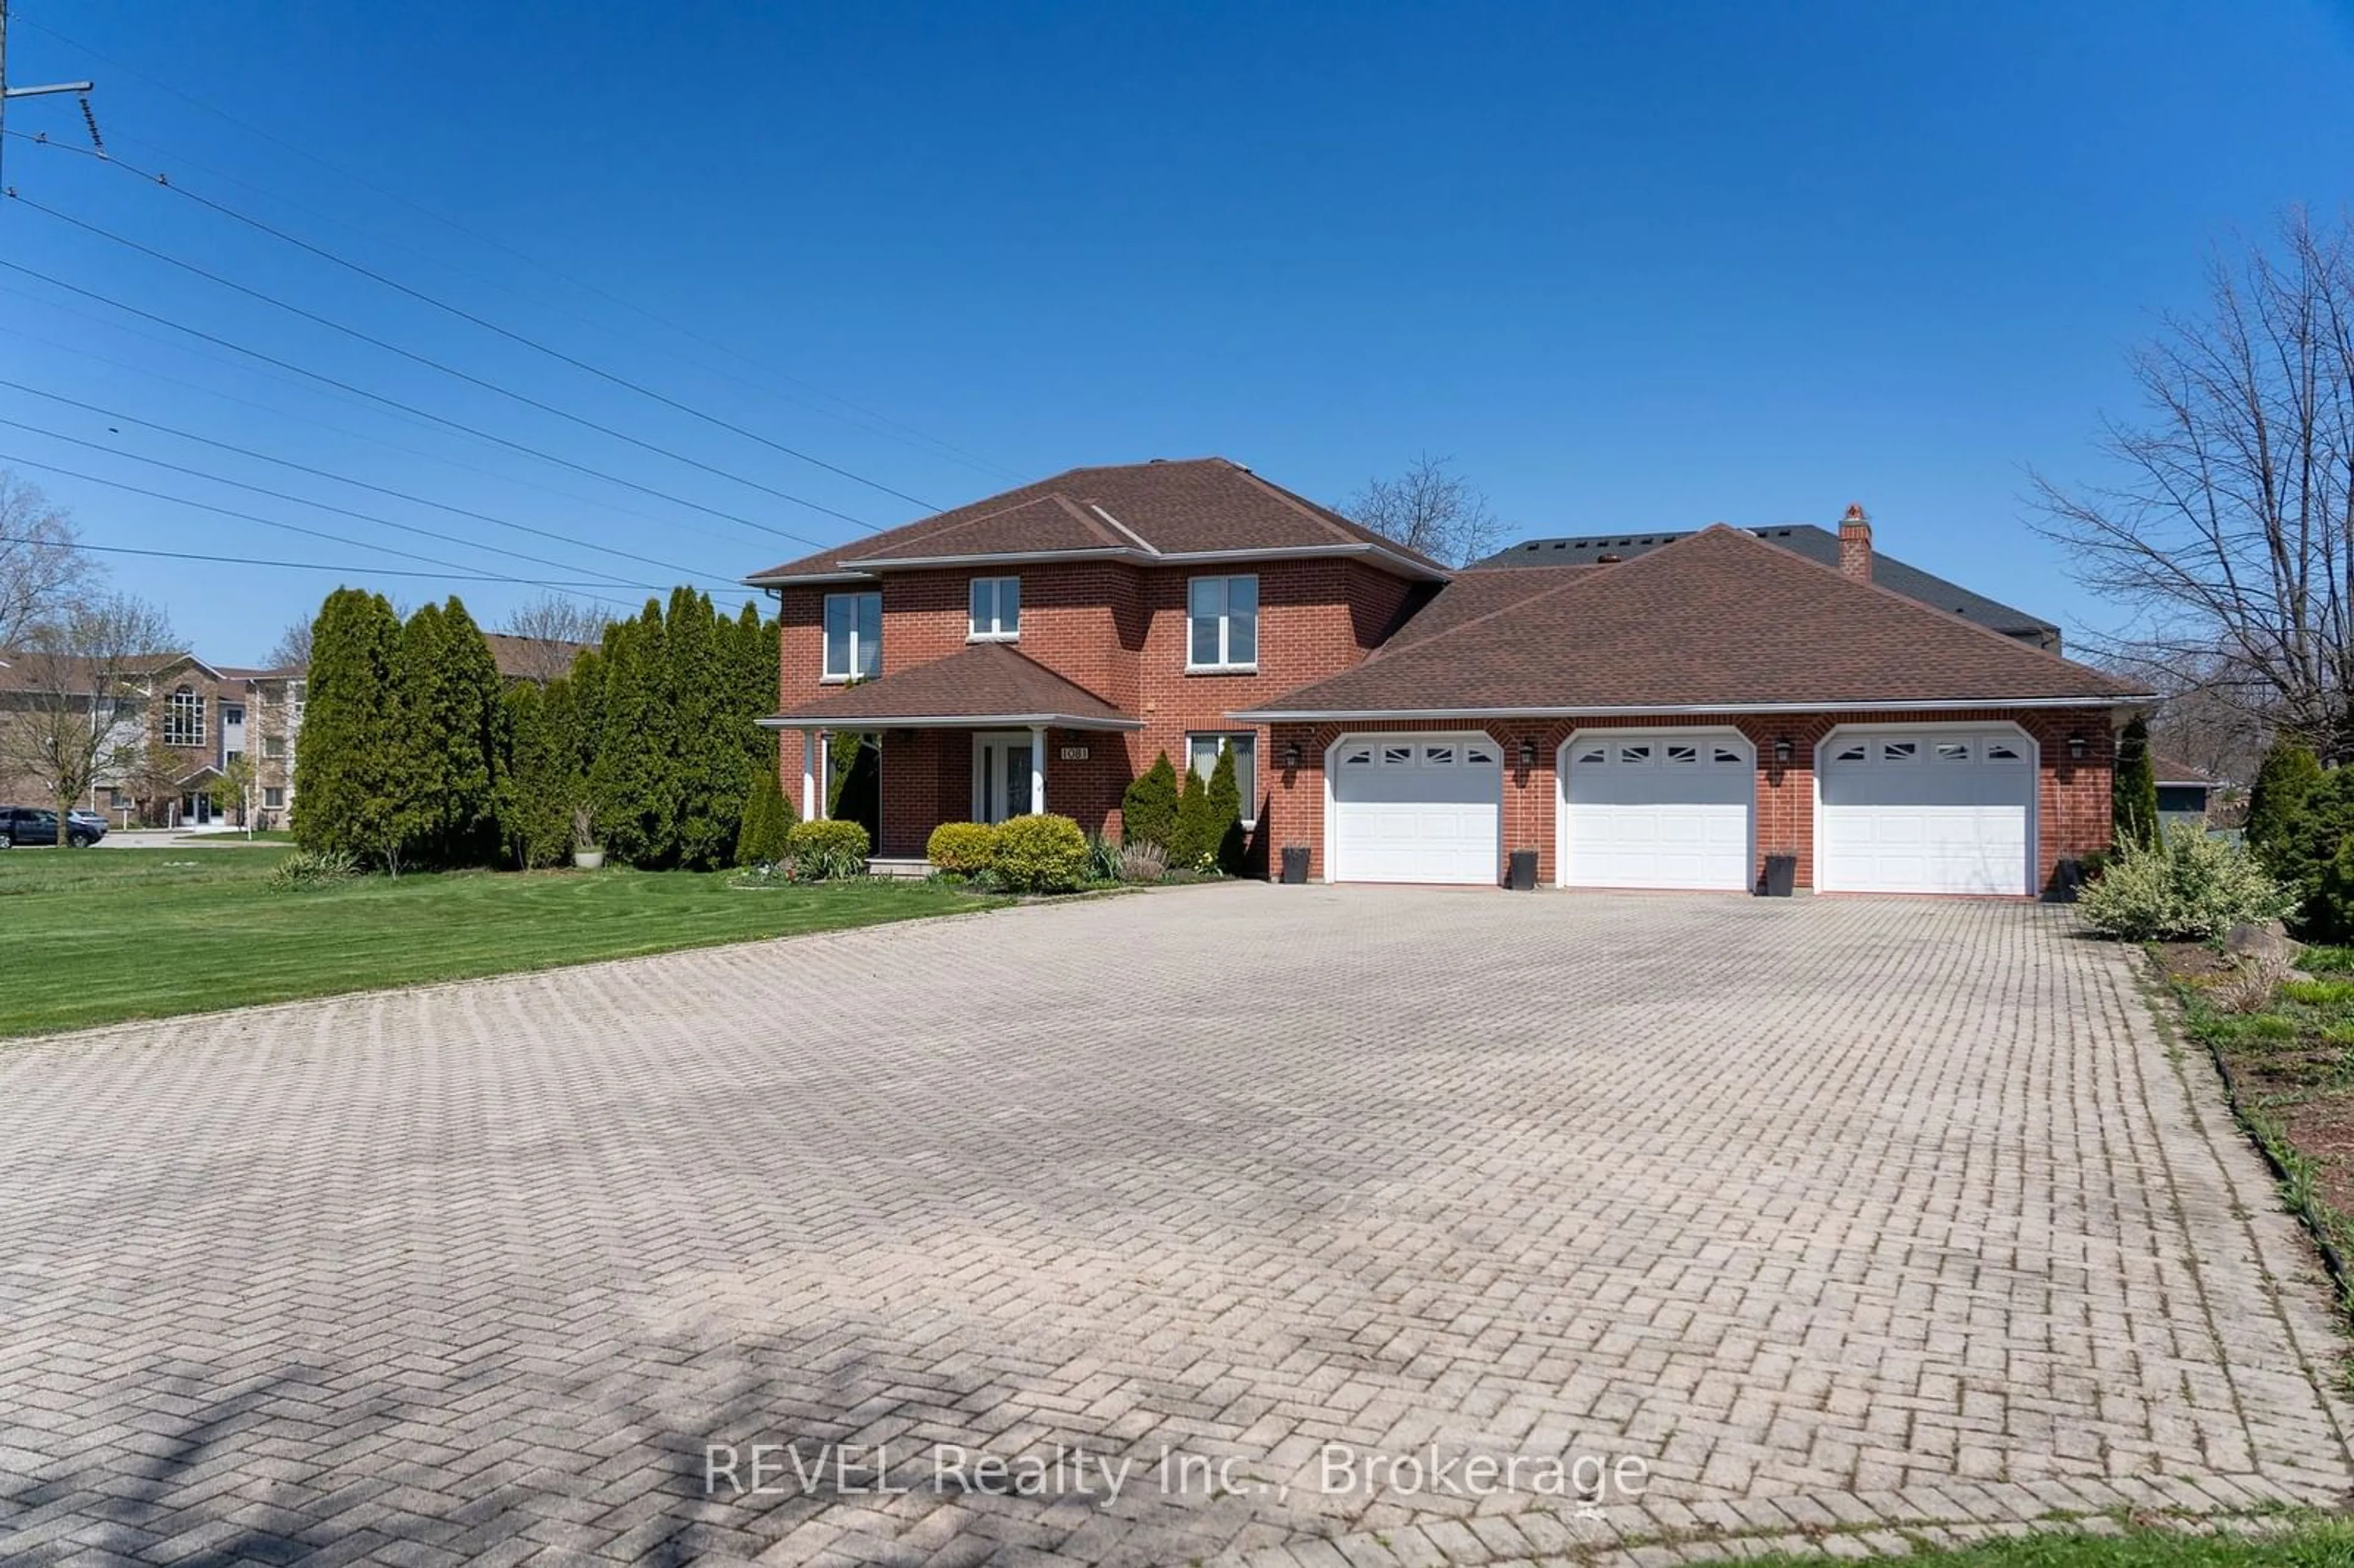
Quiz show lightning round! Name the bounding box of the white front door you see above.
[1560,731,1754,890]
[1326,734,1502,885]
[972,733,1035,824]
[1816,726,2033,894]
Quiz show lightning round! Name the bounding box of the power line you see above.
[0,531,647,590]
[0,376,733,584]
[10,191,902,536]
[0,412,665,588]
[0,299,780,557]
[0,447,642,609]
[0,259,838,552]
[6,129,951,512]
[10,14,1026,483]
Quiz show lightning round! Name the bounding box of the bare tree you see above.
[0,470,92,654]
[0,592,177,843]
[265,613,313,670]
[1341,453,1504,567]
[2032,208,2354,756]
[499,593,606,681]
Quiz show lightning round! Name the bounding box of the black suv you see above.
[0,807,104,847]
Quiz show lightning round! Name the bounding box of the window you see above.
[222,704,244,727]
[1187,733,1258,824]
[823,592,882,680]
[164,687,204,747]
[1422,744,1456,766]
[1665,744,1699,765]
[1712,745,1743,764]
[264,787,284,809]
[1880,741,1918,762]
[969,576,1020,641]
[1381,744,1414,767]
[263,735,288,760]
[1618,743,1652,764]
[288,680,306,725]
[1187,575,1258,669]
[1573,744,1607,765]
[1933,741,1971,762]
[1834,742,1868,762]
[1340,746,1374,767]
[1986,741,2024,761]
[1465,742,1499,767]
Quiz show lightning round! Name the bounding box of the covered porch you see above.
[760,643,1143,864]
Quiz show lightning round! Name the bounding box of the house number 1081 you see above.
[1059,745,1089,761]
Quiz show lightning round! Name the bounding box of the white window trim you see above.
[968,576,1021,643]
[1184,573,1259,674]
[822,590,883,684]
[1187,730,1259,828]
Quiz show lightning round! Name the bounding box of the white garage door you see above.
[1561,733,1754,890]
[1328,735,1502,885]
[1817,728,2032,894]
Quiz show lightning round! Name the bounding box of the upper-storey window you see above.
[969,576,1020,641]
[823,591,882,680]
[1187,574,1258,671]
[164,687,204,747]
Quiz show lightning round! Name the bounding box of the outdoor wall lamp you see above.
[2068,733,2088,761]
[1282,740,1301,769]
[1518,738,1536,767]
[1773,736,1794,764]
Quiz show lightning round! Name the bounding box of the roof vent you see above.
[1597,552,1623,564]
[1148,457,1167,463]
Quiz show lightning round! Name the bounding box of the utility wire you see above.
[0,376,733,584]
[0,259,838,553]
[0,531,647,590]
[0,299,779,557]
[6,129,947,512]
[0,427,655,594]
[9,16,1025,482]
[10,191,899,535]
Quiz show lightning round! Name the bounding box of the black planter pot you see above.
[1760,853,1797,897]
[1507,850,1539,891]
[1279,846,1310,885]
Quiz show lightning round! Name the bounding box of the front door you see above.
[972,733,1035,824]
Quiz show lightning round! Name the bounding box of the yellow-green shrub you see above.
[926,821,999,875]
[990,813,1089,893]
[784,819,869,880]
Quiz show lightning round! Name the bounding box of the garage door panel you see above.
[1818,729,2031,895]
[1328,734,1501,886]
[1563,734,1754,891]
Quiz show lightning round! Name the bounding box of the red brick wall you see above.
[1264,707,2116,894]
[772,558,1413,840]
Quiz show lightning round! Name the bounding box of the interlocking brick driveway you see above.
[2,888,2349,1568]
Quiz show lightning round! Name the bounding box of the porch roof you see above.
[760,642,1143,732]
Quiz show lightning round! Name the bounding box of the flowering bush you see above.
[2078,827,2295,942]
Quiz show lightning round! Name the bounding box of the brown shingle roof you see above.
[1237,525,2149,717]
[766,642,1140,730]
[745,458,1449,581]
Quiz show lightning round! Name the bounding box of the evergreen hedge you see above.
[2112,715,2159,851]
[991,813,1089,892]
[1205,744,1246,873]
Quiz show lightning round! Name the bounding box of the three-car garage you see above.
[1317,722,2040,895]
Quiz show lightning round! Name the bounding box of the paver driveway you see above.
[2,887,2349,1568]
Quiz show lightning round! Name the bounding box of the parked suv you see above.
[0,807,104,847]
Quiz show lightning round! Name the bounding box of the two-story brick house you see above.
[752,458,2150,896]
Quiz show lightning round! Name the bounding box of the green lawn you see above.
[0,848,997,1037]
[1696,1521,2354,1567]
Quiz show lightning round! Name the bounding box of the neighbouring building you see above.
[749,458,2150,895]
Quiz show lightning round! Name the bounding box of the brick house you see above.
[750,459,2149,896]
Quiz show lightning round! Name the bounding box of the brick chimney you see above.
[1837,503,1872,582]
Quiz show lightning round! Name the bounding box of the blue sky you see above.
[1,1,2349,661]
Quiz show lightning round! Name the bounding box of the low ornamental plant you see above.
[926,821,999,877]
[266,847,364,891]
[1116,840,1167,883]
[990,813,1090,893]
[783,820,870,881]
[2078,826,2296,942]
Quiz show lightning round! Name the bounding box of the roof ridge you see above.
[840,490,1108,561]
[1680,525,2128,687]
[1365,559,1618,663]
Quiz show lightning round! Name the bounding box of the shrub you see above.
[267,847,362,891]
[990,813,1089,892]
[1085,833,1122,883]
[1121,753,1180,849]
[1205,744,1246,873]
[1170,761,1220,870]
[2112,715,2159,851]
[2078,826,2297,942]
[2246,737,2326,866]
[1116,840,1167,883]
[783,819,869,881]
[927,821,999,875]
[735,771,791,866]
